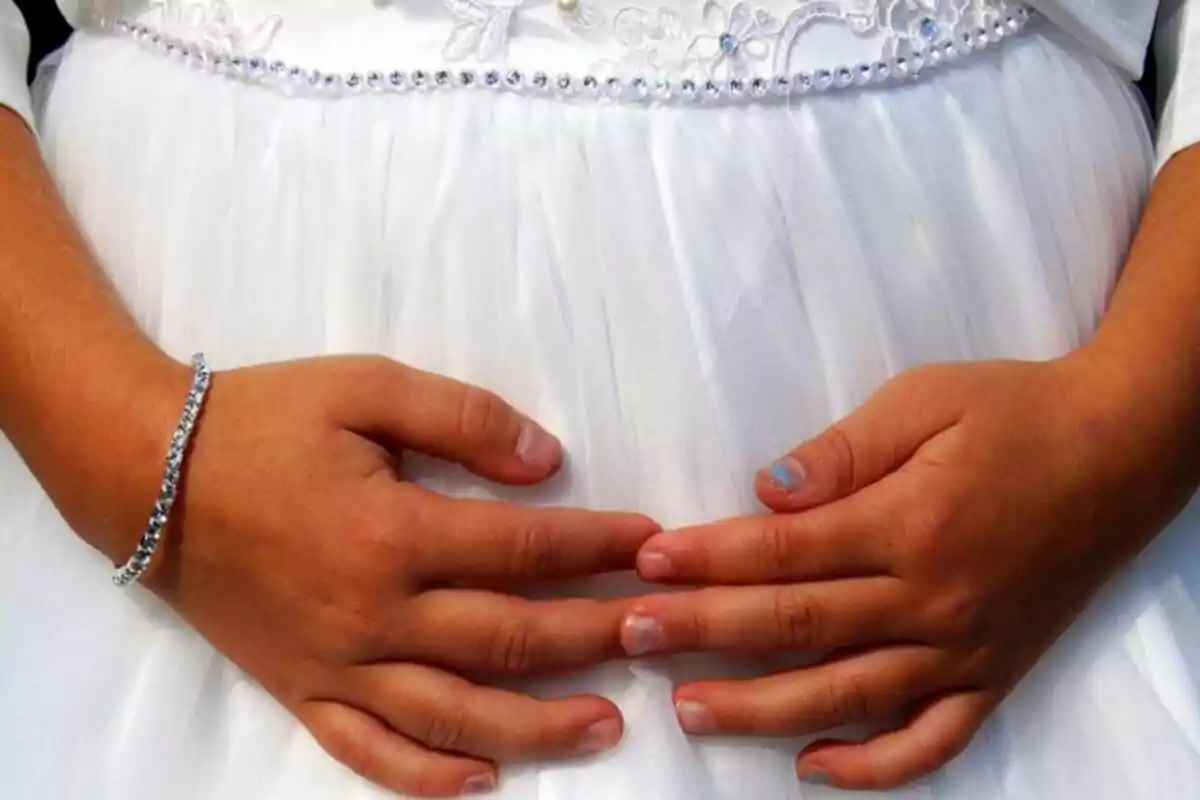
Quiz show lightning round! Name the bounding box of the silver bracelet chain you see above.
[113,353,213,587]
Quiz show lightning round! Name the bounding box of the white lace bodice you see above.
[82,0,1023,82]
[38,0,1168,75]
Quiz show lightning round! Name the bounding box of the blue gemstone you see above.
[919,17,939,41]
[719,32,739,55]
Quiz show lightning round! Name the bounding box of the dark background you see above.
[8,2,1158,111]
[15,0,70,78]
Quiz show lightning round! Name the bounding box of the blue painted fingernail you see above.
[766,457,806,491]
[798,769,830,786]
[622,614,665,655]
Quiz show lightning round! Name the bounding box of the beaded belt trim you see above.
[100,6,1033,105]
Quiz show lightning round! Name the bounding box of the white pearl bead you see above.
[557,0,580,13]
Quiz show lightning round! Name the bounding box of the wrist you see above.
[1064,337,1200,458]
[1052,343,1200,543]
[17,345,196,563]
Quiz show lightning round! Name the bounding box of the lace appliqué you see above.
[426,0,1015,79]
[103,0,1020,85]
[771,0,1011,73]
[103,5,1033,104]
[145,0,282,54]
[688,2,782,77]
[442,0,525,60]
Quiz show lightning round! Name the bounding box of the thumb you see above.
[755,367,963,512]
[337,358,563,485]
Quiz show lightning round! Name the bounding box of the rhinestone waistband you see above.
[95,4,1034,106]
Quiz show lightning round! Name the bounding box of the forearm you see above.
[1080,144,1200,492]
[0,109,187,559]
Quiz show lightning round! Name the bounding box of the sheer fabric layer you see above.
[2,26,1198,800]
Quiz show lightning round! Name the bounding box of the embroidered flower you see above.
[610,6,693,73]
[147,0,282,54]
[774,0,879,74]
[880,0,969,55]
[441,0,527,61]
[557,0,607,36]
[962,0,1014,27]
[687,1,782,78]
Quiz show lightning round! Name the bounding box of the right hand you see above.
[62,355,659,797]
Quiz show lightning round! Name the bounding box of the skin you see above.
[0,109,661,797]
[621,146,1200,789]
[4,86,1200,797]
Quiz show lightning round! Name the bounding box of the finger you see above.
[620,579,909,657]
[636,496,889,585]
[401,590,635,675]
[336,357,563,484]
[672,646,947,737]
[756,367,963,513]
[354,663,624,763]
[795,691,994,789]
[301,700,497,797]
[413,492,660,584]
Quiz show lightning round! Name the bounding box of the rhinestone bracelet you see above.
[113,353,212,587]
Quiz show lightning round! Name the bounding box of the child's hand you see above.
[619,355,1195,790]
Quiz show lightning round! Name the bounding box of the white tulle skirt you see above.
[3,20,1200,800]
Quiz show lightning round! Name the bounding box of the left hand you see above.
[620,354,1196,790]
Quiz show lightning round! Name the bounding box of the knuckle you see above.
[336,604,390,656]
[407,765,457,799]
[515,518,562,578]
[816,676,873,724]
[890,364,948,403]
[352,492,417,569]
[419,702,471,752]
[455,384,508,446]
[924,723,975,774]
[310,546,400,657]
[326,728,377,780]
[307,573,388,657]
[885,368,924,402]
[822,423,859,496]
[488,618,540,673]
[927,587,988,646]
[345,520,420,599]
[355,523,407,577]
[899,497,957,560]
[760,519,799,574]
[926,495,963,538]
[772,586,822,650]
[686,595,717,648]
[824,677,872,725]
[350,355,404,397]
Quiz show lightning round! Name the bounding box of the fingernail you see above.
[460,772,497,795]
[637,549,673,580]
[577,717,622,754]
[675,699,715,734]
[798,769,830,786]
[764,457,806,492]
[515,422,561,471]
[622,614,665,655]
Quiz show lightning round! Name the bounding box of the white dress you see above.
[2,1,1200,798]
